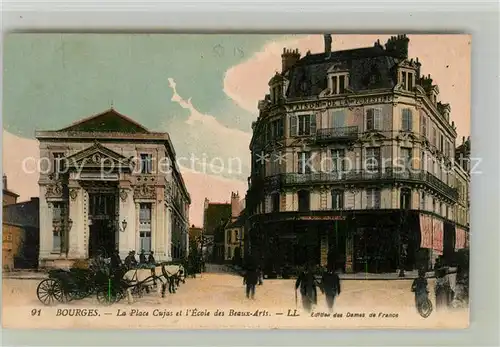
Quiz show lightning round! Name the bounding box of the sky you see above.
[2,34,471,226]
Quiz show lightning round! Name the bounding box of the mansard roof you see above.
[58,108,150,133]
[285,45,400,98]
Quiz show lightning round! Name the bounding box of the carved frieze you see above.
[69,188,79,201]
[45,181,64,199]
[134,184,156,200]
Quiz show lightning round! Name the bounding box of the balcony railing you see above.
[264,168,458,201]
[316,126,359,142]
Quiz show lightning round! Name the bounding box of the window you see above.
[421,151,426,170]
[234,230,239,243]
[401,71,414,90]
[53,152,65,176]
[338,75,346,94]
[432,199,436,213]
[52,202,64,251]
[298,152,312,174]
[400,188,411,209]
[332,110,347,128]
[432,128,437,147]
[270,151,281,175]
[420,115,427,138]
[270,119,284,139]
[401,147,412,170]
[446,205,449,219]
[407,73,414,90]
[139,203,152,253]
[271,193,280,213]
[366,189,381,209]
[401,108,412,131]
[331,74,348,94]
[140,153,153,174]
[365,108,382,131]
[365,147,380,171]
[439,134,444,153]
[420,192,426,210]
[331,149,345,173]
[226,231,231,244]
[290,114,316,136]
[297,190,310,212]
[332,189,344,210]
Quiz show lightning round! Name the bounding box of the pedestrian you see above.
[257,266,263,285]
[147,251,156,265]
[411,269,429,311]
[295,263,318,312]
[139,249,147,265]
[435,267,450,311]
[124,250,138,270]
[321,264,341,312]
[243,266,259,299]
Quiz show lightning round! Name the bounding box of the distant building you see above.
[224,192,246,262]
[2,174,19,206]
[202,198,231,262]
[189,224,203,247]
[246,34,470,274]
[35,108,190,267]
[3,197,40,270]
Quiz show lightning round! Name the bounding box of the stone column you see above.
[68,181,85,259]
[165,206,172,261]
[118,187,134,259]
[154,196,166,259]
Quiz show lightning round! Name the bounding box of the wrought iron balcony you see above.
[266,168,458,201]
[316,126,359,142]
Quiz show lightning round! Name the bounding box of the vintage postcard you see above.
[2,33,470,329]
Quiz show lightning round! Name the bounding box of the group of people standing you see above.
[242,263,341,312]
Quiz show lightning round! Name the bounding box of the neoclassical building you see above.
[36,108,190,267]
[246,34,470,274]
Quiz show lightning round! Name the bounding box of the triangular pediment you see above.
[359,131,386,142]
[65,142,132,171]
[58,108,149,133]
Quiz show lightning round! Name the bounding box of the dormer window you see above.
[330,73,349,95]
[400,70,415,91]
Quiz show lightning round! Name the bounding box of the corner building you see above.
[36,109,190,268]
[246,35,470,274]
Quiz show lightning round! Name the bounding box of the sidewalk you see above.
[2,271,47,280]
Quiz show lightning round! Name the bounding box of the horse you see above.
[122,266,167,303]
[160,264,186,293]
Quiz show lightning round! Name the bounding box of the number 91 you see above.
[31,309,41,316]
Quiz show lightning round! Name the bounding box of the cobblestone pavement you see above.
[2,273,468,329]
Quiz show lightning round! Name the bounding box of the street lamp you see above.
[117,219,127,232]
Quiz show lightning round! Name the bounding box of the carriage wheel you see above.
[96,287,119,305]
[131,285,145,298]
[418,298,433,318]
[37,279,65,306]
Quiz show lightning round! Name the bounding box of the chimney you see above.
[324,34,332,53]
[2,174,6,190]
[231,191,241,219]
[281,48,301,73]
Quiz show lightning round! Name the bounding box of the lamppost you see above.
[398,209,408,278]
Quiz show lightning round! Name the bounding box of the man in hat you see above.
[124,250,138,270]
[320,264,341,312]
[295,263,318,312]
[147,251,156,266]
[139,249,147,265]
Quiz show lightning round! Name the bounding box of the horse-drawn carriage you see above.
[36,261,186,306]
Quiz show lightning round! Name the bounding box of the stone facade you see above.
[36,108,190,267]
[247,35,470,273]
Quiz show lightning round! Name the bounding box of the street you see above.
[2,272,468,329]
